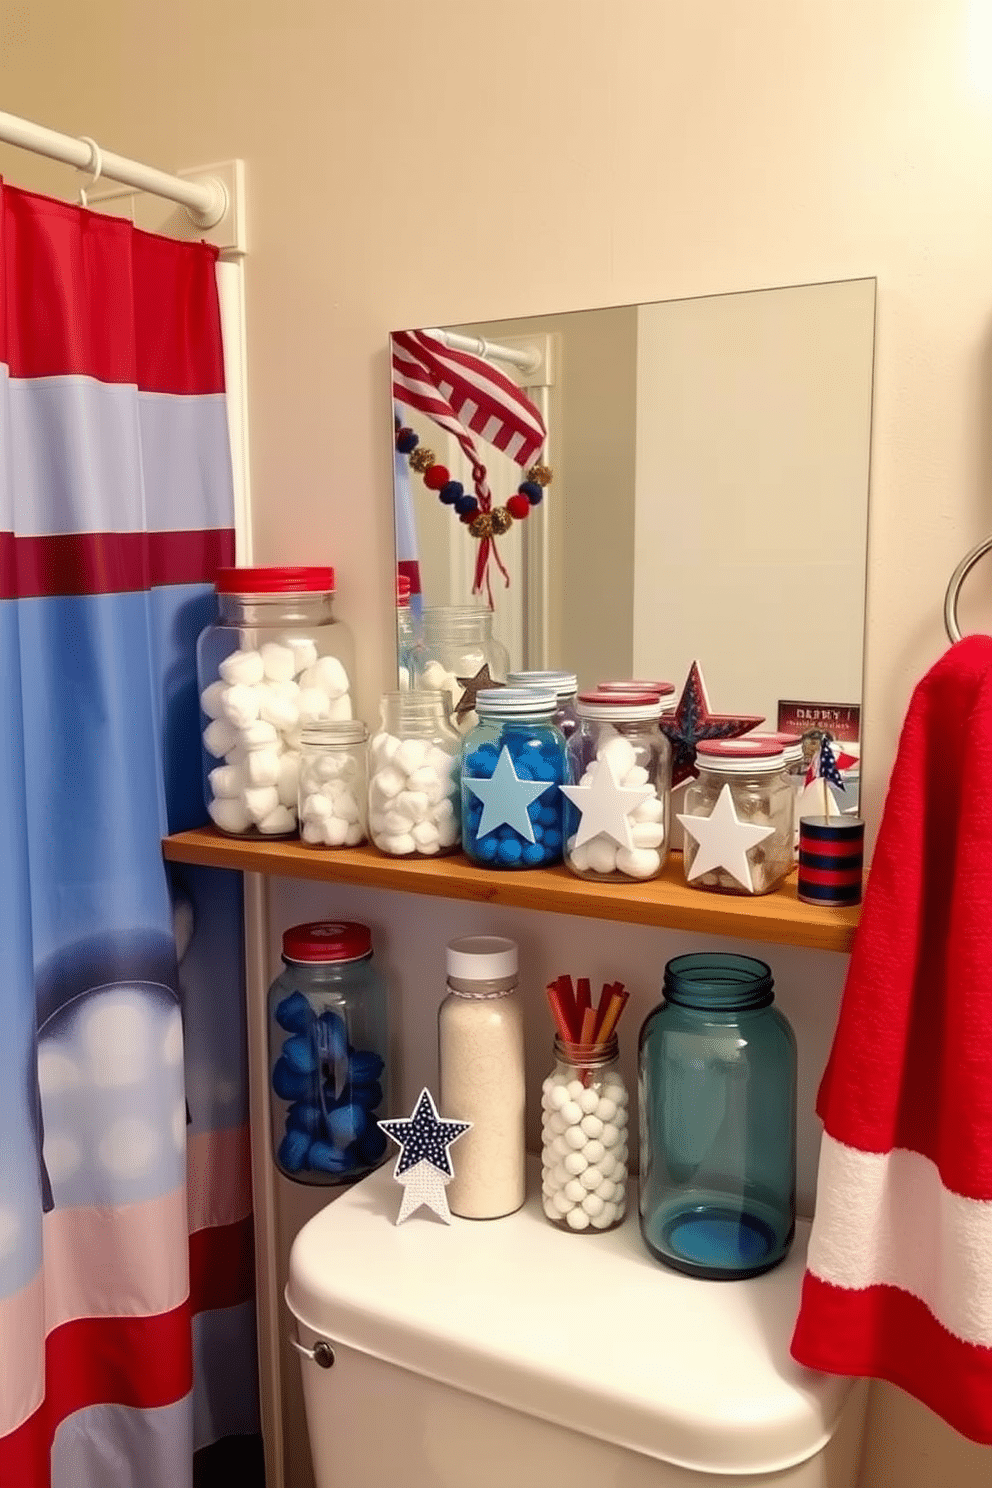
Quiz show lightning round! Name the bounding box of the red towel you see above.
[791,634,992,1443]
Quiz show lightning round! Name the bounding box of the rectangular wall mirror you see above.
[391,277,876,752]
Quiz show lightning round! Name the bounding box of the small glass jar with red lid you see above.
[267,920,390,1185]
[196,566,356,837]
[564,690,672,882]
[679,739,794,896]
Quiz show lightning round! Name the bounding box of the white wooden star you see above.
[561,756,655,850]
[677,783,775,893]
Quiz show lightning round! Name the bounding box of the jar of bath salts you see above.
[368,692,461,857]
[507,670,580,739]
[564,692,671,882]
[744,731,805,858]
[197,567,355,837]
[679,740,794,896]
[461,689,568,869]
[541,1036,629,1233]
[416,606,510,733]
[438,936,525,1219]
[298,721,368,849]
[268,920,389,1185]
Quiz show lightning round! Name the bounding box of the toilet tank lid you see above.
[286,1164,856,1478]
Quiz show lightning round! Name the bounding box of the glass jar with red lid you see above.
[267,920,390,1185]
[564,690,672,882]
[743,731,805,858]
[678,739,794,896]
[196,566,356,837]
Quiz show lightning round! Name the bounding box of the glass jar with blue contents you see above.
[638,952,796,1279]
[268,920,390,1185]
[460,689,569,869]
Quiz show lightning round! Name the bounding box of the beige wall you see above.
[4,2,992,1483]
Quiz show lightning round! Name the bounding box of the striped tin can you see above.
[797,815,864,907]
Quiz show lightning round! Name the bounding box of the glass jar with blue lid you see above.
[638,952,796,1279]
[506,670,580,740]
[460,688,569,868]
[268,920,390,1185]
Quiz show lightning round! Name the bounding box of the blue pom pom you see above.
[272,1057,314,1103]
[278,1128,312,1173]
[396,428,419,454]
[287,1101,323,1136]
[522,842,546,865]
[519,480,543,504]
[539,805,559,827]
[348,1049,384,1083]
[274,990,314,1034]
[497,837,523,863]
[475,834,499,861]
[348,1079,384,1111]
[282,1033,319,1075]
[327,1103,367,1150]
[307,1141,351,1174]
[440,480,464,505]
[454,494,479,516]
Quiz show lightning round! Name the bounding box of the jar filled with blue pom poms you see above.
[460,689,569,869]
[268,920,390,1184]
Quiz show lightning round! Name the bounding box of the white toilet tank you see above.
[286,1164,866,1487]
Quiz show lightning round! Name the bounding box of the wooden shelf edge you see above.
[163,827,859,954]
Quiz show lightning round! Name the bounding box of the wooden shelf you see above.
[163,828,860,953]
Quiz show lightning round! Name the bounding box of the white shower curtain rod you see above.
[422,326,543,376]
[0,109,228,228]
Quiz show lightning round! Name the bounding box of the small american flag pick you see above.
[378,1088,471,1226]
[817,737,846,792]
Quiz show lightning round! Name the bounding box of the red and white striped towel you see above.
[791,634,992,1443]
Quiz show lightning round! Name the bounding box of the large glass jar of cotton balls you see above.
[197,567,355,838]
[565,692,671,882]
[368,692,461,857]
[416,606,510,733]
[268,920,389,1185]
[460,689,568,869]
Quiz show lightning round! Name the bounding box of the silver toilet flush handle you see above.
[290,1335,335,1369]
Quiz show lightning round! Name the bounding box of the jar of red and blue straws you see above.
[460,689,569,869]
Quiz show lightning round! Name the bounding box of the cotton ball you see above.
[302,821,325,844]
[616,846,661,880]
[344,822,365,846]
[301,791,332,821]
[421,660,451,692]
[398,665,411,690]
[260,642,296,682]
[382,833,416,855]
[258,684,300,731]
[579,771,594,787]
[244,785,279,823]
[218,648,264,687]
[371,766,404,800]
[383,808,414,834]
[209,797,251,833]
[203,718,239,759]
[412,820,441,851]
[396,790,429,822]
[245,747,282,788]
[298,687,331,725]
[566,1207,590,1231]
[598,735,637,779]
[219,683,261,729]
[278,754,301,809]
[331,787,361,824]
[582,1191,605,1218]
[567,837,592,873]
[395,738,429,775]
[326,693,353,721]
[368,809,387,835]
[591,1201,618,1230]
[426,745,457,777]
[241,720,279,749]
[583,1139,606,1164]
[258,805,296,835]
[370,732,401,766]
[564,1178,587,1204]
[432,796,456,823]
[322,816,349,847]
[200,680,227,720]
[623,764,650,787]
[436,815,459,849]
[301,656,350,700]
[631,795,665,825]
[586,836,620,875]
[631,821,666,850]
[208,763,244,799]
[289,638,318,674]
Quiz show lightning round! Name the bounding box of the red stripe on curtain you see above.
[0,182,226,393]
[189,1215,255,1316]
[0,1307,194,1488]
[0,528,235,599]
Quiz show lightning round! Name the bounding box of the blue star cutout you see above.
[378,1088,471,1177]
[463,745,547,841]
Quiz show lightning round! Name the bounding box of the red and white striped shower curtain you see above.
[0,182,260,1487]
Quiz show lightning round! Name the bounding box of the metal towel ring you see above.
[944,534,992,643]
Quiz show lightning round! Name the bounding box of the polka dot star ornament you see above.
[378,1087,472,1225]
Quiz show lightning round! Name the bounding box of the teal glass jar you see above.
[637,953,796,1279]
[460,689,568,868]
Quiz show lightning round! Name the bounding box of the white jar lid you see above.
[696,739,787,774]
[576,690,664,722]
[507,670,578,699]
[476,687,556,718]
[446,935,518,979]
